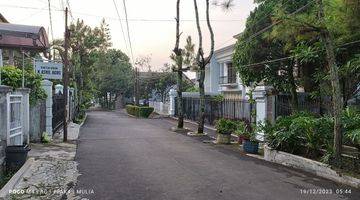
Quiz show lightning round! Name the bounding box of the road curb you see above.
[79,113,88,127]
[0,158,34,199]
[169,116,239,139]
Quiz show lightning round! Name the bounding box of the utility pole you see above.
[63,7,69,142]
[134,67,140,106]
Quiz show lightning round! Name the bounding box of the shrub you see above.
[342,107,360,150]
[126,105,137,116]
[138,106,154,118]
[41,132,51,143]
[265,112,333,157]
[125,105,154,118]
[215,118,237,135]
[235,120,258,141]
[0,66,46,105]
[234,121,247,137]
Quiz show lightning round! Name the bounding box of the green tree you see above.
[233,0,360,160]
[94,49,133,109]
[69,19,112,109]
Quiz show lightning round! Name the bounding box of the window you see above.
[227,63,236,83]
[220,62,237,84]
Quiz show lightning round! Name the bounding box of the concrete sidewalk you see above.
[3,122,82,200]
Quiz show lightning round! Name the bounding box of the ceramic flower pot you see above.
[243,139,259,154]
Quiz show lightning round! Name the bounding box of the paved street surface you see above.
[75,110,360,200]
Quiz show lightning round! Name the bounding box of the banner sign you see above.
[35,60,63,80]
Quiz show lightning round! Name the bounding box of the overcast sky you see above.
[1,0,256,74]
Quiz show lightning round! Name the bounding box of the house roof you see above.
[0,13,9,23]
[214,43,235,55]
[0,23,50,51]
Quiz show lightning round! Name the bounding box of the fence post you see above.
[253,86,274,141]
[169,89,177,116]
[42,80,53,138]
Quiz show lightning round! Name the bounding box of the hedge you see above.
[126,105,154,118]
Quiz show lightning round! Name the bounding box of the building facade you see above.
[204,43,249,99]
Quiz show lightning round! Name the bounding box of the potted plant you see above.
[242,123,260,154]
[215,118,237,144]
[234,120,250,144]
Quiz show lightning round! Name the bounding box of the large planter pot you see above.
[243,139,259,154]
[238,135,248,144]
[216,134,231,144]
[5,145,31,172]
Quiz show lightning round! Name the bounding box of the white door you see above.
[7,95,23,146]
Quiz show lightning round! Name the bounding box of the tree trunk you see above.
[177,70,184,128]
[323,31,343,160]
[289,70,299,113]
[193,0,214,134]
[317,0,343,160]
[197,67,206,133]
[174,0,185,129]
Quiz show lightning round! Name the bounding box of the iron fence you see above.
[52,93,65,133]
[175,97,252,125]
[275,93,332,118]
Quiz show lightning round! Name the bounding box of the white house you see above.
[203,39,249,99]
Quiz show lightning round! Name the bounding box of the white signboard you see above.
[35,60,63,80]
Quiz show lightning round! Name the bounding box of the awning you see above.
[0,23,50,51]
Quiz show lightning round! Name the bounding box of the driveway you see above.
[75,110,360,200]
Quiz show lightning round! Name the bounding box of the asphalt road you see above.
[75,110,360,200]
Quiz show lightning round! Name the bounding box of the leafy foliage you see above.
[265,108,360,159]
[0,66,46,105]
[94,49,133,100]
[233,0,360,107]
[125,105,154,118]
[235,120,258,142]
[215,118,237,135]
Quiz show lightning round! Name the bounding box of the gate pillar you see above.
[42,80,53,138]
[169,89,177,116]
[253,86,275,141]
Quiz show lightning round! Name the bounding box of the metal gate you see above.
[52,93,65,133]
[7,95,23,146]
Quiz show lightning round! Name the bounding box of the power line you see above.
[0,4,246,23]
[216,0,314,49]
[240,39,360,68]
[17,6,47,22]
[122,0,135,66]
[240,0,315,46]
[112,0,129,58]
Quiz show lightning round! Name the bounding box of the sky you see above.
[1,0,256,76]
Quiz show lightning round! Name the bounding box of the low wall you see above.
[29,101,46,142]
[149,101,169,115]
[264,145,360,188]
